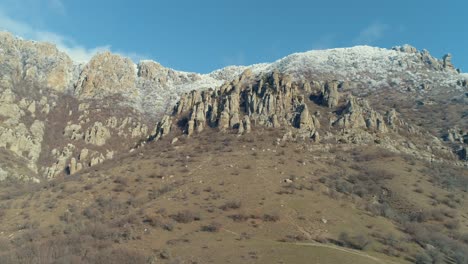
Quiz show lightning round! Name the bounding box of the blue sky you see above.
[0,0,466,73]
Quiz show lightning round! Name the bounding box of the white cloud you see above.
[353,22,389,45]
[0,8,147,63]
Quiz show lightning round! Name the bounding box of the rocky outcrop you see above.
[0,88,46,172]
[334,96,387,133]
[43,144,76,178]
[84,122,111,146]
[445,127,467,143]
[151,115,173,141]
[154,71,321,140]
[0,32,76,92]
[458,147,468,161]
[0,167,8,181]
[392,45,458,73]
[74,52,137,98]
[443,54,454,71]
[321,81,340,108]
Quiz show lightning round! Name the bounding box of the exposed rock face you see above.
[165,71,321,139]
[151,115,173,141]
[0,32,76,92]
[459,147,468,161]
[334,96,388,133]
[321,81,340,108]
[443,54,454,70]
[0,88,46,172]
[0,168,7,181]
[74,52,137,98]
[445,127,467,143]
[84,122,111,146]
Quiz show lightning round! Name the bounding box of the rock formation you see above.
[84,122,111,146]
[161,71,321,140]
[331,96,412,135]
[74,52,137,98]
[321,81,340,108]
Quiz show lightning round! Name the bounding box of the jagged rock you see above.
[0,120,44,172]
[313,132,320,142]
[152,115,173,141]
[443,54,454,70]
[0,32,75,92]
[106,150,114,160]
[138,61,168,84]
[394,44,418,53]
[321,81,340,108]
[27,101,36,115]
[445,127,466,143]
[68,158,82,175]
[90,155,105,166]
[302,81,311,92]
[43,144,76,178]
[296,104,314,130]
[458,147,468,161]
[79,148,89,160]
[0,168,7,181]
[219,110,230,131]
[243,116,251,133]
[166,72,323,140]
[84,122,111,146]
[64,124,83,140]
[74,52,137,98]
[386,109,400,130]
[334,96,387,133]
[130,122,149,138]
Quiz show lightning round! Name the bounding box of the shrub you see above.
[338,232,371,250]
[220,201,242,211]
[113,176,128,185]
[201,222,222,232]
[444,219,460,230]
[262,213,280,222]
[228,213,249,222]
[170,210,201,223]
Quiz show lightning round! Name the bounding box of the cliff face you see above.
[153,70,460,166]
[0,32,232,181]
[0,31,466,181]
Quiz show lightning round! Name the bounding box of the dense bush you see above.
[170,210,201,223]
[338,232,371,250]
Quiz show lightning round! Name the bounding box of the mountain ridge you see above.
[0,30,466,182]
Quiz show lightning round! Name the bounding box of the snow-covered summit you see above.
[1,29,465,116]
[207,45,464,95]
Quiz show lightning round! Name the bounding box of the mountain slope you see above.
[0,31,466,183]
[0,32,467,264]
[0,127,466,263]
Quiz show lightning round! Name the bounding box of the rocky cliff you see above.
[153,70,461,166]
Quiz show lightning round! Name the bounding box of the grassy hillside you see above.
[0,128,467,263]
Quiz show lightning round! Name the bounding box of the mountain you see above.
[0,31,466,182]
[0,31,467,263]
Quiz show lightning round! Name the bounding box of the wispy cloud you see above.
[0,3,147,63]
[353,22,389,45]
